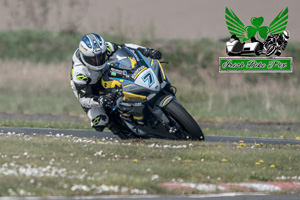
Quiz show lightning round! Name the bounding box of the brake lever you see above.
[109,87,123,113]
[160,61,169,64]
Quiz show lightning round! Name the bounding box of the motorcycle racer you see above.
[263,30,290,56]
[70,33,162,132]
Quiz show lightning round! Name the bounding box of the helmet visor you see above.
[83,53,106,66]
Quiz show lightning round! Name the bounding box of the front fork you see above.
[149,94,179,133]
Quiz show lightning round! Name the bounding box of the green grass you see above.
[0,30,80,63]
[0,87,82,115]
[181,90,300,123]
[0,134,299,196]
[286,41,300,63]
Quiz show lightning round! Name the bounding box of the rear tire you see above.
[255,50,261,56]
[164,100,205,141]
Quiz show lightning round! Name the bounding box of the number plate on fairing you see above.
[134,68,160,91]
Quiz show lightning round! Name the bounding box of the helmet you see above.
[282,30,290,41]
[79,33,107,71]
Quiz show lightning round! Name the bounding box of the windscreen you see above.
[109,48,139,70]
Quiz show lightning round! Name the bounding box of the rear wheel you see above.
[163,100,205,141]
[255,45,262,56]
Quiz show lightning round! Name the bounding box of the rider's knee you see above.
[92,114,108,132]
[91,114,109,127]
[85,104,109,132]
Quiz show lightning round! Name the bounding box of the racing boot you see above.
[94,126,105,132]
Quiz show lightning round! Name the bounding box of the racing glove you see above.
[138,48,162,60]
[98,93,115,107]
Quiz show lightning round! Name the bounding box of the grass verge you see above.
[0,133,299,196]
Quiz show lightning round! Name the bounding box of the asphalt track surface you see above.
[1,127,300,145]
[1,127,300,200]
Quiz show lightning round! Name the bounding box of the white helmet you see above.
[282,30,290,41]
[79,33,107,71]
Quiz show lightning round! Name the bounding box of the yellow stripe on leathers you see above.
[70,69,74,86]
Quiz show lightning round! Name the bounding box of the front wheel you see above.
[265,45,276,57]
[163,100,205,141]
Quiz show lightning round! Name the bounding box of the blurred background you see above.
[0,0,299,130]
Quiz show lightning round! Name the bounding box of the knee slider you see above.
[92,114,108,127]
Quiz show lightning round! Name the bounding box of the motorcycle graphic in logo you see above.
[225,7,290,57]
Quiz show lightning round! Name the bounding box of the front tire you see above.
[265,45,276,57]
[164,100,205,141]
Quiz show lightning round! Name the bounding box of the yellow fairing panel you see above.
[157,60,166,80]
[123,92,146,100]
[134,115,144,120]
[134,67,147,80]
[129,57,137,68]
[101,78,122,89]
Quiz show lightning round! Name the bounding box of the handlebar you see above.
[101,87,123,111]
[160,61,169,64]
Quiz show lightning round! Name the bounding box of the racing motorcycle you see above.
[100,47,204,140]
[263,33,288,57]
